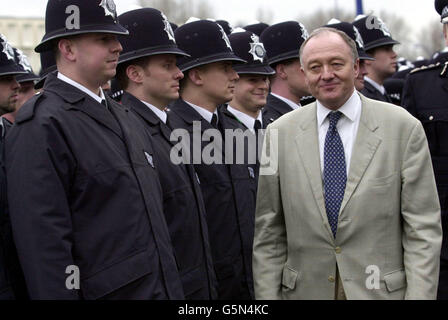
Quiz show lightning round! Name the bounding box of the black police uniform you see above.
[0,34,28,300]
[5,0,184,300]
[402,31,448,303]
[361,81,392,103]
[260,21,309,123]
[172,20,254,299]
[6,74,184,299]
[117,8,217,300]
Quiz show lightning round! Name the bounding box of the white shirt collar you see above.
[271,92,301,110]
[184,100,218,124]
[317,90,360,127]
[140,100,167,124]
[364,76,385,95]
[57,72,105,104]
[227,105,262,131]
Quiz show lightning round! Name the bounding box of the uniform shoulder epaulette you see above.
[410,62,441,74]
[15,92,46,124]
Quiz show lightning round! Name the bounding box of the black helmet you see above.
[436,0,448,22]
[260,21,309,65]
[324,19,374,61]
[352,15,400,51]
[174,20,246,72]
[0,34,27,77]
[216,20,233,35]
[13,48,40,83]
[228,29,275,75]
[244,22,269,36]
[35,0,128,52]
[118,8,189,65]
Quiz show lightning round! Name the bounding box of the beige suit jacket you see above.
[253,93,442,300]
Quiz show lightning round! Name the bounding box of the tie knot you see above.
[328,111,342,130]
[211,113,218,128]
[254,120,262,131]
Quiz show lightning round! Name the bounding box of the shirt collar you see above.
[0,118,5,138]
[57,72,105,104]
[364,76,385,95]
[140,100,167,124]
[227,105,262,130]
[184,100,218,124]
[271,93,301,110]
[317,90,360,127]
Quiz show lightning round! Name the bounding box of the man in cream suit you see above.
[253,27,443,300]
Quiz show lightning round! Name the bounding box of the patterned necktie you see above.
[323,111,346,238]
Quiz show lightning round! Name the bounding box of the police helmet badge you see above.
[161,12,176,42]
[15,49,32,72]
[218,24,232,50]
[0,34,15,61]
[299,22,309,41]
[248,33,266,63]
[99,0,117,21]
[376,17,391,37]
[353,25,365,49]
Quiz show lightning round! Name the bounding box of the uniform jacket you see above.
[168,98,254,299]
[121,92,217,299]
[253,93,442,300]
[402,61,448,260]
[0,118,27,300]
[361,80,392,103]
[5,74,184,300]
[262,93,295,125]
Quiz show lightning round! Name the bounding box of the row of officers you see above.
[0,0,447,299]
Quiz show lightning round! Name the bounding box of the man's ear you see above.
[126,64,144,84]
[275,63,288,80]
[58,39,76,62]
[187,68,204,86]
[354,58,360,78]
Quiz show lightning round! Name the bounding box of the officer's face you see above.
[0,75,20,115]
[282,59,310,97]
[301,32,359,110]
[16,81,36,111]
[369,45,397,78]
[232,74,269,114]
[355,60,368,91]
[70,33,122,87]
[198,61,239,104]
[141,54,184,107]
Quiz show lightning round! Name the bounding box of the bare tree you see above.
[138,0,214,25]
[255,7,274,25]
[416,20,445,59]
[296,9,355,34]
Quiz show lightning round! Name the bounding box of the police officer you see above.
[5,0,183,299]
[260,21,310,124]
[34,50,56,90]
[353,15,400,102]
[168,19,256,299]
[115,8,217,300]
[324,19,375,92]
[0,34,28,300]
[221,29,275,181]
[401,0,448,300]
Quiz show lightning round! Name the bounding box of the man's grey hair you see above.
[299,27,359,66]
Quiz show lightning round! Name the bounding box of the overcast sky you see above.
[0,0,441,30]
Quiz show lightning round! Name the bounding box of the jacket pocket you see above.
[281,265,299,290]
[383,269,407,292]
[81,248,153,300]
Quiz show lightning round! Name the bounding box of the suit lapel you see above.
[339,95,382,216]
[294,104,330,236]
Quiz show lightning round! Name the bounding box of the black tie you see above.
[101,99,108,110]
[254,119,262,133]
[211,113,218,128]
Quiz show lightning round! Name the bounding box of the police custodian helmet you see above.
[436,0,448,23]
[0,34,27,77]
[35,0,128,53]
[260,21,309,65]
[118,8,189,64]
[352,15,400,51]
[174,20,246,72]
[228,29,275,75]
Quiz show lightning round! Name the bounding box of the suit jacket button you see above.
[335,247,342,254]
[328,276,335,283]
